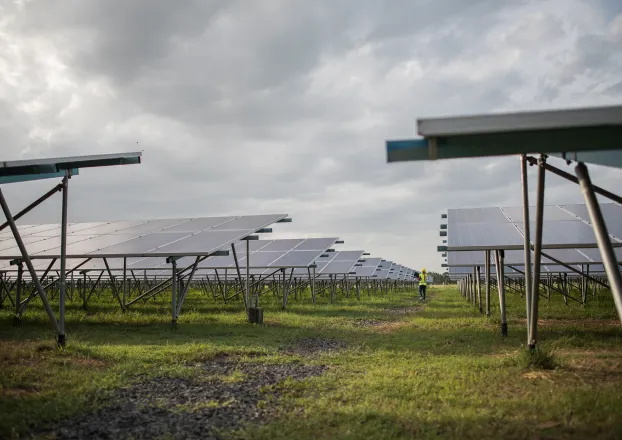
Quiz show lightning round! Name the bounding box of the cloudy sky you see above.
[1,0,621,272]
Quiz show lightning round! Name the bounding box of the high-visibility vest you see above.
[419,273,427,286]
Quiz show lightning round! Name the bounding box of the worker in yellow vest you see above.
[419,268,427,300]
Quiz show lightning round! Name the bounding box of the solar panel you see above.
[212,215,286,231]
[561,204,622,240]
[375,260,393,280]
[161,217,235,233]
[17,224,62,236]
[351,257,382,277]
[0,214,288,259]
[444,204,621,251]
[321,261,359,275]
[237,251,284,267]
[331,251,365,262]
[500,206,576,222]
[513,221,597,248]
[269,250,324,268]
[144,230,250,257]
[318,250,364,275]
[449,207,509,224]
[111,219,192,235]
[69,221,147,236]
[293,238,337,251]
[448,223,523,249]
[258,239,305,252]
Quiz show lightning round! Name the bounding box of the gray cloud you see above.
[1,0,621,272]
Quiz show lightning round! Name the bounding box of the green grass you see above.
[1,285,622,439]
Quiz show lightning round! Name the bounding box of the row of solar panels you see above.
[439,203,621,278]
[0,216,417,280]
[440,203,621,251]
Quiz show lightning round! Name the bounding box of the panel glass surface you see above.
[198,254,236,269]
[145,230,245,256]
[269,250,322,267]
[320,261,356,274]
[0,235,98,257]
[125,257,170,270]
[85,232,189,256]
[514,221,597,246]
[542,248,592,264]
[447,251,486,266]
[561,203,621,226]
[111,219,192,235]
[66,222,110,234]
[294,238,338,251]
[353,266,377,277]
[162,217,235,233]
[580,248,622,263]
[448,222,523,248]
[236,251,283,267]
[79,221,147,235]
[234,240,272,252]
[259,239,305,252]
[331,251,364,261]
[501,206,576,222]
[359,258,382,268]
[449,207,509,224]
[20,224,62,237]
[0,235,51,251]
[29,234,135,257]
[0,224,39,239]
[211,214,286,231]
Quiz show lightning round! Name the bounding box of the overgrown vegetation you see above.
[519,346,559,370]
[1,284,621,439]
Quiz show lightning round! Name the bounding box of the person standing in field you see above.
[419,268,427,300]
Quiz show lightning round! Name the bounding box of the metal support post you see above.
[520,154,533,334]
[171,258,178,324]
[123,257,127,308]
[528,154,546,350]
[575,162,622,322]
[494,250,508,336]
[485,250,491,317]
[476,266,482,313]
[176,256,200,319]
[57,173,69,346]
[15,263,23,322]
[471,272,476,305]
[245,239,250,317]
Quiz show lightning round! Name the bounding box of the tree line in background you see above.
[429,271,452,284]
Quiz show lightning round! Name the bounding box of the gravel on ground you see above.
[47,359,327,440]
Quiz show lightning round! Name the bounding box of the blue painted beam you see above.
[0,168,79,185]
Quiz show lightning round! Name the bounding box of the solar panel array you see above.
[444,204,621,251]
[0,218,418,281]
[442,203,621,278]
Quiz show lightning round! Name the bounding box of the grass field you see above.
[1,284,621,439]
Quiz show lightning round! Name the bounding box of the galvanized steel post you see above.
[520,154,533,335]
[575,162,622,323]
[528,155,546,349]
